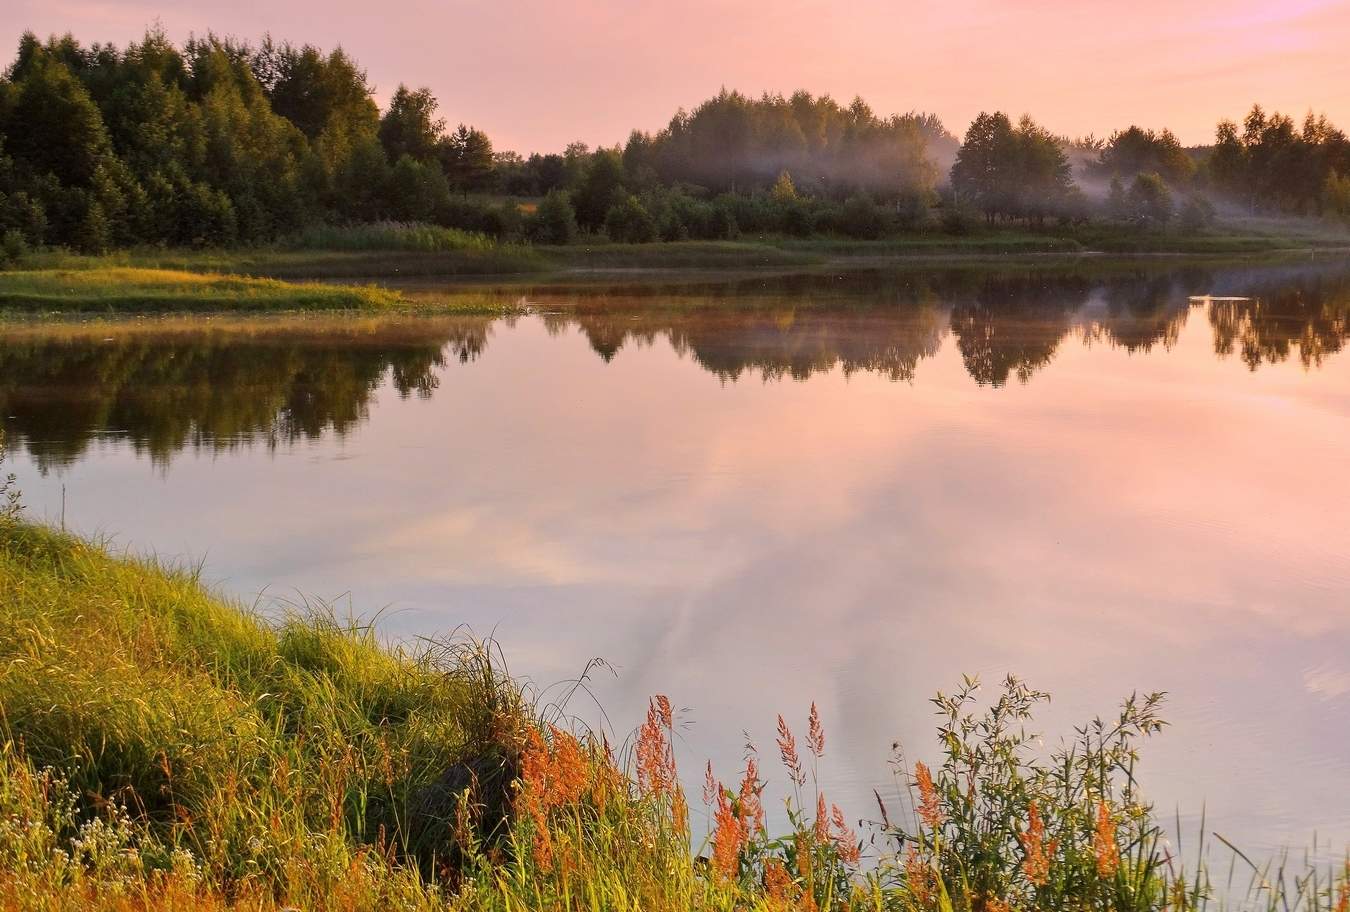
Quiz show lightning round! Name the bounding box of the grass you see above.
[0,267,529,314]
[0,510,1347,910]
[6,218,1347,302]
[280,221,506,253]
[0,268,408,312]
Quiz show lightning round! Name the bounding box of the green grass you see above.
[1,516,1348,910]
[280,221,505,253]
[9,217,1347,298]
[0,267,530,315]
[0,518,524,908]
[0,267,409,312]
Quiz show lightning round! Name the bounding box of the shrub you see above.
[604,194,657,243]
[1179,194,1216,230]
[941,199,979,235]
[0,229,29,268]
[1127,172,1174,227]
[529,190,578,245]
[835,194,889,239]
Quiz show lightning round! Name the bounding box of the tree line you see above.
[2,28,1349,254]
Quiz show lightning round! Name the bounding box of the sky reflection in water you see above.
[6,259,1350,857]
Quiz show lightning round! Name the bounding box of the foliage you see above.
[0,430,20,523]
[1092,126,1196,186]
[441,124,495,195]
[1208,106,1350,216]
[0,267,408,311]
[604,193,658,243]
[281,220,499,252]
[529,189,579,244]
[950,112,1076,224]
[627,89,949,201]
[1127,173,1175,227]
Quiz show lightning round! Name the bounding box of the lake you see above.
[5,256,1350,859]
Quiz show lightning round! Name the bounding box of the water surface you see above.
[6,258,1350,856]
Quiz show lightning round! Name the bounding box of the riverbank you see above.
[0,519,1346,911]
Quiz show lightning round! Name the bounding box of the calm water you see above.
[6,258,1350,857]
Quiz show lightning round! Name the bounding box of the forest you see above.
[2,28,1350,255]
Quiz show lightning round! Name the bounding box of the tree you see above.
[254,41,378,144]
[441,124,494,196]
[771,170,798,201]
[378,85,443,163]
[2,52,113,187]
[572,149,625,230]
[951,112,1074,223]
[530,189,578,244]
[1127,172,1173,227]
[1094,126,1195,186]
[604,193,656,242]
[1106,177,1129,221]
[950,111,1017,222]
[1323,171,1350,224]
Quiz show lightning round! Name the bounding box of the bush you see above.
[0,229,29,268]
[282,221,497,252]
[1127,172,1174,228]
[834,194,889,239]
[778,197,815,236]
[604,194,657,243]
[1179,194,1216,230]
[940,199,979,235]
[894,188,933,230]
[529,190,578,245]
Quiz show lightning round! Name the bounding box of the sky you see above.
[5,0,1350,154]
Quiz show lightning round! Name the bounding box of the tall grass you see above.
[280,222,503,253]
[0,521,1346,910]
[0,268,406,311]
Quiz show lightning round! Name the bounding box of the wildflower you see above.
[830,803,860,866]
[764,858,793,902]
[711,785,744,880]
[532,828,554,870]
[814,792,830,844]
[655,694,673,729]
[637,697,677,796]
[1094,800,1120,878]
[547,726,588,807]
[1018,800,1057,887]
[777,715,804,786]
[808,702,825,758]
[703,760,716,806]
[904,844,931,907]
[738,756,765,834]
[672,785,689,835]
[914,761,943,831]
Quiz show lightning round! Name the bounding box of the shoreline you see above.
[0,519,1346,910]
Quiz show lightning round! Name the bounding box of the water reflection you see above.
[0,318,488,471]
[6,257,1350,858]
[5,261,1350,468]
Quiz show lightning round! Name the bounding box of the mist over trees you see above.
[1,28,1348,253]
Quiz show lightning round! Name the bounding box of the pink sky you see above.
[6,0,1350,154]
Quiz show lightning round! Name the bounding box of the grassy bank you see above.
[11,218,1345,292]
[0,268,530,314]
[0,268,409,312]
[1,517,1348,910]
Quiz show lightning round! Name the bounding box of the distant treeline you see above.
[2,29,1350,253]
